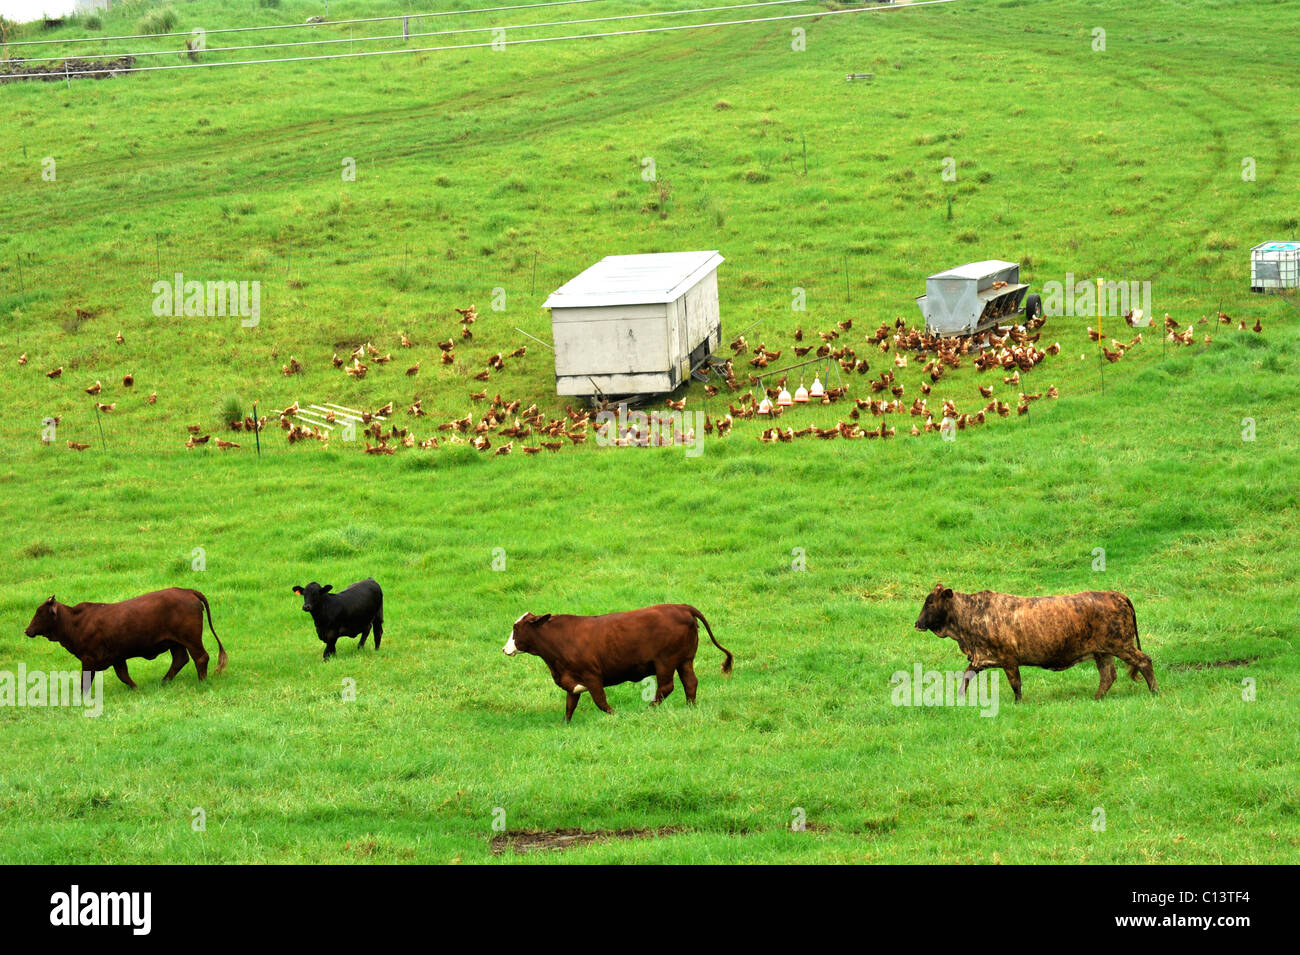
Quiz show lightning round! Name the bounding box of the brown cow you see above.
[502,604,733,722]
[913,584,1156,701]
[24,588,228,692]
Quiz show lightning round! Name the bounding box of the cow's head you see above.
[25,595,59,638]
[503,612,551,657]
[292,582,332,615]
[914,585,954,633]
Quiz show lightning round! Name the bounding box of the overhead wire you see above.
[9,0,824,65]
[1,0,611,46]
[0,1,958,80]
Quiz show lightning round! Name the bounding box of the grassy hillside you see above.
[0,0,1297,863]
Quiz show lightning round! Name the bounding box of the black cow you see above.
[292,579,384,660]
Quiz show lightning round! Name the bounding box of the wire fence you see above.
[0,1,956,80]
[2,0,615,47]
[6,0,823,64]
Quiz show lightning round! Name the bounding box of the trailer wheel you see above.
[1023,292,1042,323]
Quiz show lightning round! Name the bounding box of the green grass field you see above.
[1,0,1297,863]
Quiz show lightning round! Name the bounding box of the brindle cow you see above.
[24,588,228,692]
[502,604,733,722]
[913,584,1156,701]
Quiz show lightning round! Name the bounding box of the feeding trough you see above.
[1250,241,1300,293]
[544,251,724,403]
[294,402,387,437]
[916,260,1028,337]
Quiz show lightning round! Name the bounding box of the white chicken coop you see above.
[544,251,724,401]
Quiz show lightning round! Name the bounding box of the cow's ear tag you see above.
[292,586,303,595]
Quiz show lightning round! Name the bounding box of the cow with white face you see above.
[502,605,733,722]
[501,612,530,658]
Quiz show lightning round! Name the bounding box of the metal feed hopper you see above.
[545,250,724,401]
[916,260,1028,336]
[1250,241,1300,292]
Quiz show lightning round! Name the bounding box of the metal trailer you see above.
[1250,241,1300,292]
[544,251,724,402]
[915,260,1029,336]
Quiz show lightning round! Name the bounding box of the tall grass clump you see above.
[137,6,178,35]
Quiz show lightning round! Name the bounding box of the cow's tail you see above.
[1124,595,1142,681]
[689,606,732,676]
[195,590,228,675]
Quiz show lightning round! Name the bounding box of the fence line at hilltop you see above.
[2,0,613,49]
[0,2,956,80]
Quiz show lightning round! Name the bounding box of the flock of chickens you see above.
[715,315,1060,444]
[264,307,1070,453]
[24,328,162,451]
[1082,308,1264,365]
[25,300,1265,455]
[269,304,591,456]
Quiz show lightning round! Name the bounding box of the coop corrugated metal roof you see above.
[929,260,1018,281]
[544,251,724,308]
